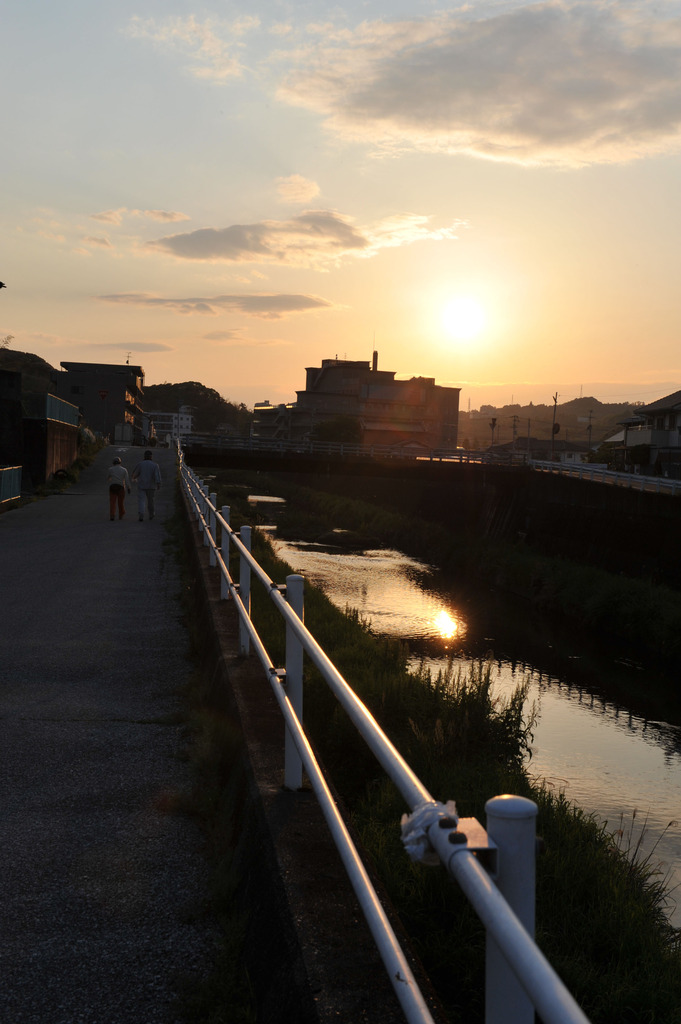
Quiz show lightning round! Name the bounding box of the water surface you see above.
[274,536,681,926]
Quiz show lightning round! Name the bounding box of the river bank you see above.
[204,467,681,1024]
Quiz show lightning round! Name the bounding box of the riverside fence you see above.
[180,455,591,1024]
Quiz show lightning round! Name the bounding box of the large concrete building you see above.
[254,352,460,450]
[56,361,145,444]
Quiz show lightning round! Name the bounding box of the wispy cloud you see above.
[203,329,289,347]
[276,174,320,204]
[91,208,190,224]
[277,2,681,167]
[89,341,174,352]
[97,291,334,319]
[126,14,259,82]
[82,236,112,248]
[147,209,461,267]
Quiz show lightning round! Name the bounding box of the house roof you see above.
[641,389,681,413]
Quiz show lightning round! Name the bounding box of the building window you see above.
[71,386,85,395]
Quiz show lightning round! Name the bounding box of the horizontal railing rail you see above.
[182,433,497,465]
[179,453,592,1024]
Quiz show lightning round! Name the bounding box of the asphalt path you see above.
[0,446,216,1023]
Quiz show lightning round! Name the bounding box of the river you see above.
[269,528,681,929]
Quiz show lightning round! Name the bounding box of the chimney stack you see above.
[372,350,378,372]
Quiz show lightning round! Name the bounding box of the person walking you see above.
[106,456,131,521]
[131,449,162,521]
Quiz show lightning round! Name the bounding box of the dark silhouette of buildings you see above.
[254,352,460,450]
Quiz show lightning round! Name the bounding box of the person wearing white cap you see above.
[106,456,131,521]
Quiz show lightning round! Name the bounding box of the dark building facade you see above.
[254,353,460,450]
[0,370,80,490]
[56,361,145,443]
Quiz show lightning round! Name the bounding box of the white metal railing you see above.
[179,454,591,1024]
[529,459,681,495]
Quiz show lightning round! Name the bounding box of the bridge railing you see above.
[529,459,681,495]
[183,433,491,464]
[179,454,591,1024]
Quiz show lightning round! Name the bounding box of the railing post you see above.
[221,506,230,600]
[239,525,252,655]
[209,492,217,565]
[484,795,538,1024]
[284,574,305,790]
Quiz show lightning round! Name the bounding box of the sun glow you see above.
[433,608,460,640]
[442,296,486,341]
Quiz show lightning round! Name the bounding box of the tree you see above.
[310,415,362,444]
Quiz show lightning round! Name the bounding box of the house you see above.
[620,390,681,476]
[490,437,591,464]
[56,361,145,444]
[253,352,460,450]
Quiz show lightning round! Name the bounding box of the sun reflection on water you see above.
[434,608,459,640]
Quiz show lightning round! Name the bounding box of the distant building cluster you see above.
[253,352,461,452]
[144,405,194,444]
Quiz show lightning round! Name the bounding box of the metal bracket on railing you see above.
[273,668,286,686]
[444,817,498,878]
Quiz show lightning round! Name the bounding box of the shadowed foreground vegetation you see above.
[196,469,681,1023]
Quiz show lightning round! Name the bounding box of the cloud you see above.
[277,2,681,167]
[97,291,334,319]
[91,208,189,224]
[147,209,461,267]
[126,14,259,82]
[203,330,290,347]
[82,236,112,248]
[276,174,321,203]
[89,341,174,352]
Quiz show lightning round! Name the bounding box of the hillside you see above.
[145,381,252,435]
[460,396,637,448]
[0,349,57,394]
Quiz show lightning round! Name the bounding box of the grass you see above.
[202,467,681,1023]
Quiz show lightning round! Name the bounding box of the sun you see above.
[442,296,486,341]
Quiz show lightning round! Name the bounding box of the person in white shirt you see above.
[131,450,162,521]
[106,457,131,521]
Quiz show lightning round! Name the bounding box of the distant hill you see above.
[0,349,57,394]
[145,381,252,435]
[461,396,638,448]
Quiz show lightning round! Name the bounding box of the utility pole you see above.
[511,414,519,452]
[551,392,559,461]
[587,409,593,448]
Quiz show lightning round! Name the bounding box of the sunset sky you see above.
[3,0,681,411]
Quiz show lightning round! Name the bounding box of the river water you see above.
[270,530,681,928]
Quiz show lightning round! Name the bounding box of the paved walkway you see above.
[0,446,216,1024]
